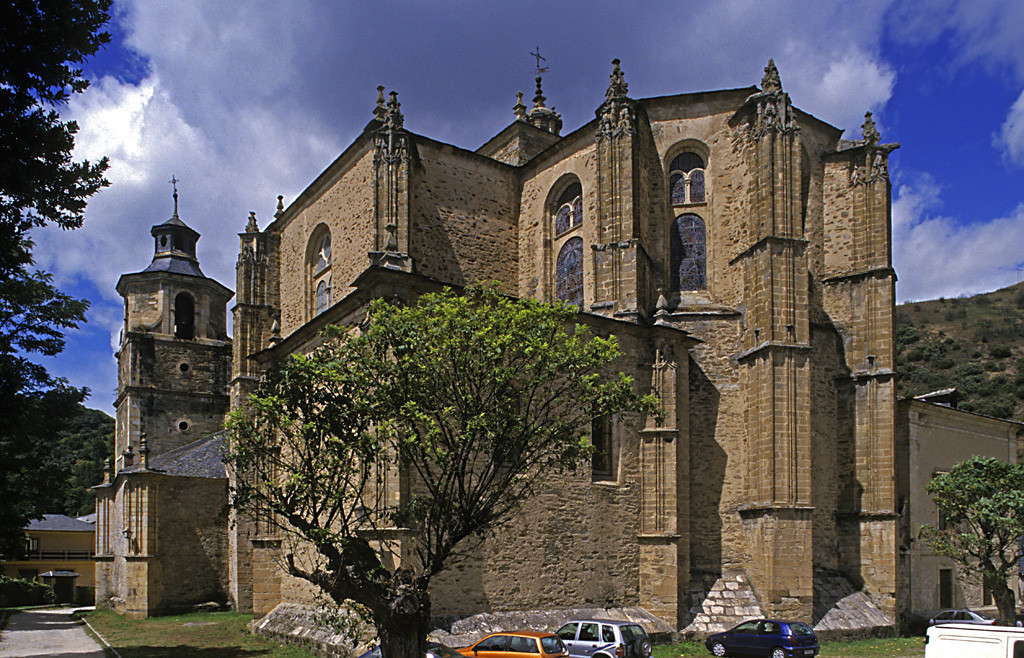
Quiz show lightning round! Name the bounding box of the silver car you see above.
[927,609,997,627]
[555,620,652,658]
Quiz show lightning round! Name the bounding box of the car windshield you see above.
[789,623,814,636]
[540,636,565,654]
[620,625,646,643]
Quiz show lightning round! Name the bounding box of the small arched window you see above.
[174,292,195,339]
[555,236,584,309]
[311,231,332,316]
[670,214,707,291]
[554,182,583,235]
[669,152,706,205]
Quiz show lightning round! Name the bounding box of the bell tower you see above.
[113,183,233,474]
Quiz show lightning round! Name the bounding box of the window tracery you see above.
[310,231,332,316]
[669,152,706,205]
[555,236,584,309]
[554,182,583,235]
[669,214,706,291]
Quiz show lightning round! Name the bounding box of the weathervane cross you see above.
[170,175,179,215]
[530,47,548,76]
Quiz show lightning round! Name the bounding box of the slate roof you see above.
[27,514,95,532]
[142,256,205,277]
[123,433,228,479]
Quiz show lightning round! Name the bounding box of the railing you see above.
[22,551,95,561]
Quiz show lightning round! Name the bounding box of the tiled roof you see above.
[27,514,95,532]
[123,433,228,479]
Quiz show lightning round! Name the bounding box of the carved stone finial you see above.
[139,432,150,470]
[275,195,285,219]
[269,314,282,344]
[532,76,547,109]
[373,85,387,122]
[762,59,782,94]
[386,91,404,130]
[606,58,628,100]
[246,211,258,233]
[862,111,880,145]
[513,91,527,120]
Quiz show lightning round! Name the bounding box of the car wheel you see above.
[634,638,652,658]
[770,647,786,658]
[710,641,727,657]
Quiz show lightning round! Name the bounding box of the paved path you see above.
[0,607,106,657]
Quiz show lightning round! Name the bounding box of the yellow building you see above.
[2,514,96,603]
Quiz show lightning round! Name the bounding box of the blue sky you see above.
[33,0,1024,414]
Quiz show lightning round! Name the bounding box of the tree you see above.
[0,0,111,557]
[227,284,658,658]
[920,456,1024,625]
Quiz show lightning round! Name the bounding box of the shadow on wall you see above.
[687,357,725,578]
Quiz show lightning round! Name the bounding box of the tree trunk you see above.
[987,572,1017,626]
[377,582,431,658]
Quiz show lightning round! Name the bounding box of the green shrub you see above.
[990,345,1013,359]
[985,361,1006,372]
[0,575,55,607]
[931,356,955,370]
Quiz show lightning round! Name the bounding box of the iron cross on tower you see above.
[531,47,548,76]
[169,175,180,215]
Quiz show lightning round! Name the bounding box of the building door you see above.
[939,568,953,608]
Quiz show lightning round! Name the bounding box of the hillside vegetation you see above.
[895,281,1024,422]
[41,404,114,517]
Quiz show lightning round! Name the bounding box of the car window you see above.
[734,621,759,634]
[556,624,578,642]
[620,625,645,643]
[540,637,565,655]
[936,611,953,620]
[761,622,779,635]
[509,636,538,653]
[579,624,599,642]
[789,623,813,636]
[476,635,510,651]
[956,611,971,621]
[602,626,616,643]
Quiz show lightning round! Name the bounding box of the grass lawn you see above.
[653,636,925,657]
[80,609,318,657]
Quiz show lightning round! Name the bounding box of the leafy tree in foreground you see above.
[920,456,1024,625]
[227,284,658,658]
[0,0,111,557]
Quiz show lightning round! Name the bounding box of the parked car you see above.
[704,619,819,658]
[927,609,997,627]
[359,642,463,658]
[555,619,653,658]
[457,631,568,658]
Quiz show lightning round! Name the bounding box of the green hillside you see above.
[40,404,114,517]
[895,281,1024,422]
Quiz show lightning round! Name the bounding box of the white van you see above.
[925,623,1024,658]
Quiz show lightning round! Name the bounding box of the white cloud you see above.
[893,177,1024,302]
[996,88,1024,165]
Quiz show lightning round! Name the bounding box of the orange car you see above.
[458,631,569,658]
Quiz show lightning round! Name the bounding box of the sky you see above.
[32,0,1024,414]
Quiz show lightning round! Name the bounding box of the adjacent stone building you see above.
[896,390,1023,625]
[99,59,916,633]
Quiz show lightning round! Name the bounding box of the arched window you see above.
[555,237,584,309]
[174,292,195,339]
[554,182,583,235]
[310,231,332,316]
[670,214,707,291]
[669,152,706,205]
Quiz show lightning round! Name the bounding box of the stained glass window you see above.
[670,214,706,291]
[555,237,584,308]
[669,152,706,205]
[554,182,582,235]
[314,234,331,274]
[315,277,331,315]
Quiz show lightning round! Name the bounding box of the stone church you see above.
[95,59,909,633]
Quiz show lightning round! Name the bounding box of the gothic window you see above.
[310,231,332,316]
[669,152,706,204]
[591,415,615,480]
[555,237,584,309]
[173,292,195,339]
[554,182,583,235]
[669,214,707,291]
